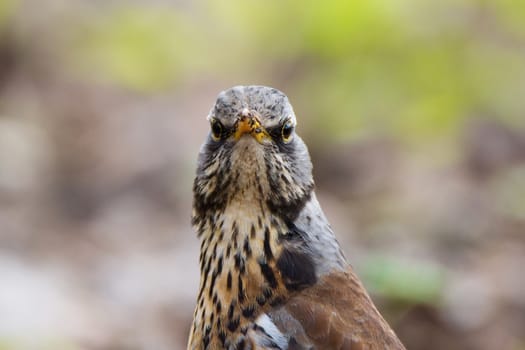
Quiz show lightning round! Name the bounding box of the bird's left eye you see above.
[281,120,294,142]
[210,118,223,141]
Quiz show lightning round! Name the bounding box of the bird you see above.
[188,85,406,350]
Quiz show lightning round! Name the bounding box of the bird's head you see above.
[193,86,314,224]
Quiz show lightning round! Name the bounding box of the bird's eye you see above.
[281,120,294,142]
[210,118,223,141]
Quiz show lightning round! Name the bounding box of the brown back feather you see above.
[269,268,406,350]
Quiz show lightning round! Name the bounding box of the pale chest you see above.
[188,201,291,350]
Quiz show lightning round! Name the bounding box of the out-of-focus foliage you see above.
[0,0,17,27]
[69,8,201,91]
[361,256,444,304]
[65,0,525,144]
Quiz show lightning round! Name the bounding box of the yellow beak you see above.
[234,116,270,143]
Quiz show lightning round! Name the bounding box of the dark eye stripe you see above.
[266,120,294,142]
[267,126,282,140]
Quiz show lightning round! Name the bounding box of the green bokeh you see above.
[61,0,525,144]
[361,256,445,304]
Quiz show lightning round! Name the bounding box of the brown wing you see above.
[268,268,406,350]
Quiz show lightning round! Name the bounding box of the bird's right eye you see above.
[210,118,223,141]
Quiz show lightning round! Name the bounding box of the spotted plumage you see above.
[188,86,405,350]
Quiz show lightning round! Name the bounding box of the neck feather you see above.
[189,196,290,349]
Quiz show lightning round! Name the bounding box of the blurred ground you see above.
[1,1,525,349]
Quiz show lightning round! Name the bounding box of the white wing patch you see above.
[251,313,288,349]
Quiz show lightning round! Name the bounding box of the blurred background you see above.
[1,0,525,349]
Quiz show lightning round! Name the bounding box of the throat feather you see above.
[190,197,290,349]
